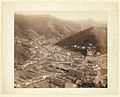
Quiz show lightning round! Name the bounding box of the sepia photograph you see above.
[14,11,107,88]
[1,1,119,96]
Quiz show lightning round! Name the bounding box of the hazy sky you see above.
[16,11,107,22]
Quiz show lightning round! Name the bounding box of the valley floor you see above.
[14,37,107,88]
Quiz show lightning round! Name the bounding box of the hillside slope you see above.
[55,26,107,54]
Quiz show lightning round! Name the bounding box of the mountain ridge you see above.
[15,14,106,40]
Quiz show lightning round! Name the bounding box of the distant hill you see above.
[15,14,81,39]
[15,14,105,40]
[55,26,107,54]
